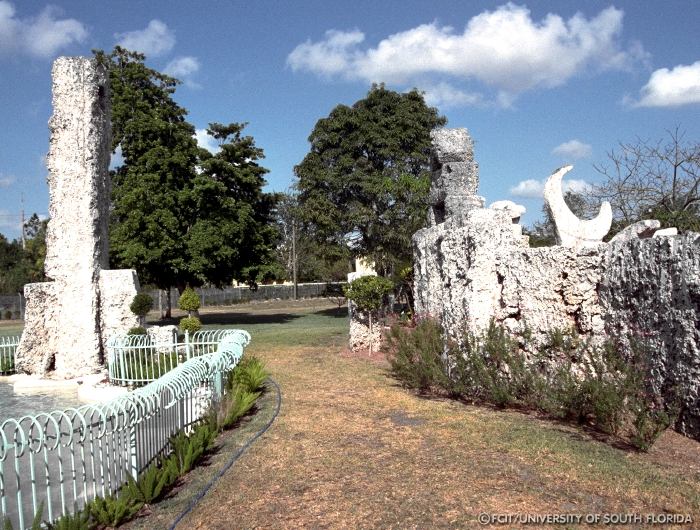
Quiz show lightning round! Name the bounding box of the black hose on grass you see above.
[169,377,282,529]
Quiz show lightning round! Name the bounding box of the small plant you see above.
[179,316,202,335]
[128,326,147,335]
[44,506,91,530]
[344,275,394,355]
[384,318,450,393]
[90,493,141,528]
[123,462,171,505]
[130,293,154,326]
[178,287,200,317]
[222,385,261,428]
[234,356,269,393]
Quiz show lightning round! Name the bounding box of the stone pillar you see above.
[428,128,484,227]
[16,57,112,378]
[99,270,140,344]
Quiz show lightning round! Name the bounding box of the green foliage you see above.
[384,318,450,393]
[0,214,47,293]
[222,385,261,429]
[128,326,147,335]
[130,293,154,318]
[387,320,677,450]
[1,502,43,530]
[170,420,218,475]
[96,47,278,292]
[343,275,393,313]
[123,463,171,505]
[295,84,446,274]
[44,506,91,530]
[234,356,269,393]
[179,316,202,334]
[178,287,200,315]
[89,494,141,528]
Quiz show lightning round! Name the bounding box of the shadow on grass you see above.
[153,312,302,327]
[314,306,348,318]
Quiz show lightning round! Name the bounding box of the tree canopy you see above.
[96,47,278,291]
[294,84,446,276]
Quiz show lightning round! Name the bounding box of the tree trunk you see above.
[165,288,172,319]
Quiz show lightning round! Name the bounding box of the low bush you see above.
[89,494,141,528]
[178,287,201,316]
[234,356,269,393]
[127,326,147,335]
[179,316,202,335]
[130,293,154,326]
[386,318,677,451]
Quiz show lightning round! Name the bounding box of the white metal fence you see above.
[0,329,250,529]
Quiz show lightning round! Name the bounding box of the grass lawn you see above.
[6,299,700,528]
[157,299,700,529]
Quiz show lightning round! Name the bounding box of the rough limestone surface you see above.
[147,325,178,354]
[413,126,700,438]
[609,220,661,244]
[600,235,700,437]
[428,128,483,227]
[543,165,612,249]
[99,270,140,343]
[15,283,59,376]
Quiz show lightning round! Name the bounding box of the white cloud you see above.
[288,4,646,105]
[422,82,484,108]
[510,177,591,198]
[0,1,87,58]
[164,56,200,87]
[632,61,700,107]
[115,19,175,57]
[552,139,592,160]
[0,174,14,187]
[195,129,220,154]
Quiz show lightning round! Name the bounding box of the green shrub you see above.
[234,356,269,393]
[128,326,147,335]
[44,506,91,530]
[130,293,154,326]
[178,287,200,316]
[222,385,261,428]
[170,420,217,475]
[123,462,171,505]
[90,494,141,528]
[388,320,676,450]
[179,316,202,335]
[384,318,450,393]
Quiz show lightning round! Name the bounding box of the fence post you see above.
[129,407,139,480]
[185,330,191,360]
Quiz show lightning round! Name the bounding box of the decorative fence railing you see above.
[106,329,237,387]
[0,328,250,530]
[0,336,19,375]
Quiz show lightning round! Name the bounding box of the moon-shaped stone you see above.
[543,165,612,248]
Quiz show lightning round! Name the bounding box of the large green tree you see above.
[97,47,279,302]
[294,84,446,275]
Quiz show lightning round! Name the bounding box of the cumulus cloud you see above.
[164,56,200,87]
[422,82,484,108]
[288,4,646,105]
[631,61,700,107]
[195,129,220,154]
[115,19,175,57]
[0,1,87,58]
[510,177,591,198]
[552,139,592,160]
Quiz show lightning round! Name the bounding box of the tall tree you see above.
[295,84,446,276]
[195,123,281,286]
[591,127,700,233]
[96,48,280,304]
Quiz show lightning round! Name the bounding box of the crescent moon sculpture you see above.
[543,165,612,248]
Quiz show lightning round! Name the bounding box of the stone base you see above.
[15,282,59,376]
[349,310,382,353]
[99,269,140,345]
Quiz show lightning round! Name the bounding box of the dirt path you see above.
[181,342,700,529]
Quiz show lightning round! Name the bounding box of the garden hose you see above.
[169,377,282,529]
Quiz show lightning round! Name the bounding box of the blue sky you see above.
[0,0,698,239]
